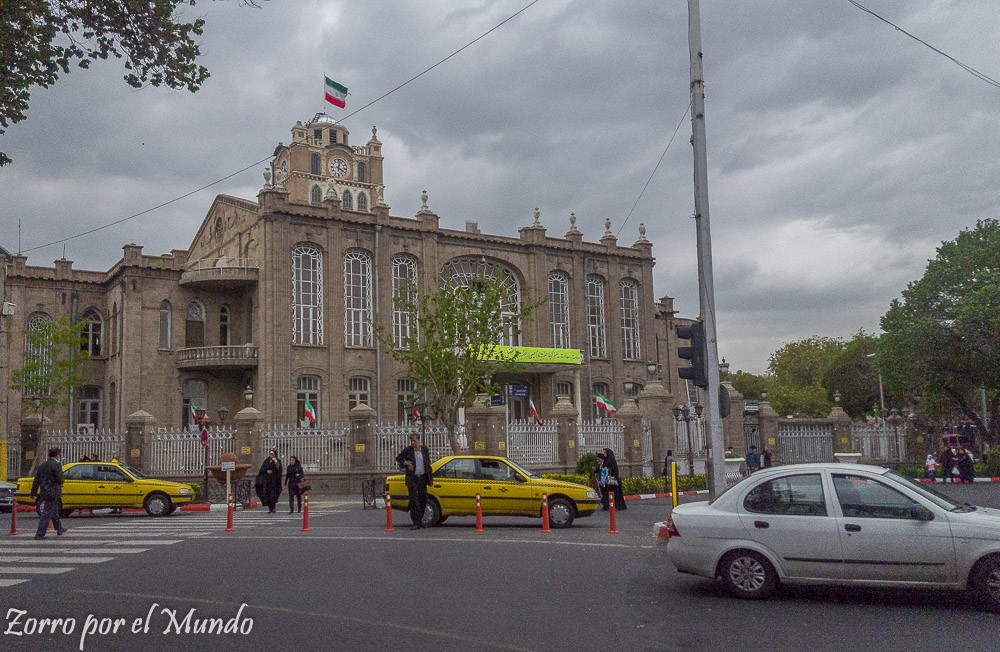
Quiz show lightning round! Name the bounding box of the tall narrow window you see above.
[357,192,368,212]
[620,279,641,360]
[310,153,321,175]
[80,309,103,357]
[182,380,207,431]
[592,382,611,420]
[342,190,353,210]
[159,300,172,349]
[586,275,607,358]
[556,381,573,403]
[310,185,322,204]
[297,375,320,427]
[348,376,371,410]
[344,249,373,347]
[357,162,367,182]
[392,255,417,349]
[219,307,231,346]
[77,386,101,429]
[185,300,205,348]
[548,272,570,348]
[111,302,118,355]
[292,244,324,345]
[23,312,53,396]
[397,378,414,423]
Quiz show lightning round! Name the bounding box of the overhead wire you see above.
[22,0,541,255]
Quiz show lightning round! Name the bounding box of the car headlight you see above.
[178,487,191,495]
[587,491,598,499]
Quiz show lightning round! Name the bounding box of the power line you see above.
[846,0,1000,90]
[23,0,541,255]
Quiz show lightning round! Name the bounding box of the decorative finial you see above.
[533,207,541,226]
[570,212,576,228]
[638,223,648,242]
[604,218,612,235]
[263,168,272,186]
[420,189,429,210]
[327,183,338,200]
[372,125,377,138]
[376,184,385,202]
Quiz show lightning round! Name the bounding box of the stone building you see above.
[1,114,697,440]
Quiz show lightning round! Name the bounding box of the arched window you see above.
[219,306,231,346]
[77,386,101,429]
[111,302,118,355]
[297,375,320,427]
[357,192,368,212]
[182,379,207,430]
[620,279,641,360]
[185,300,205,348]
[344,249,372,347]
[586,276,607,358]
[357,162,367,182]
[349,376,371,410]
[292,244,324,345]
[342,190,353,210]
[80,308,103,357]
[548,272,570,348]
[310,184,322,204]
[310,153,321,175]
[159,300,172,349]
[440,258,521,346]
[23,312,53,396]
[391,255,417,349]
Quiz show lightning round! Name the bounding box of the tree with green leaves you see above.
[820,330,882,419]
[880,219,1000,444]
[1,0,265,166]
[380,270,542,453]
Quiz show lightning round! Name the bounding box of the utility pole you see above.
[688,0,725,498]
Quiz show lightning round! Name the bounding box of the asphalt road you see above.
[0,483,997,652]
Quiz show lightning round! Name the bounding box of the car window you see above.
[64,465,95,480]
[480,459,519,482]
[743,473,828,516]
[94,465,129,482]
[435,458,477,480]
[833,473,922,519]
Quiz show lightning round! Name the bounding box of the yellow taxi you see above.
[386,455,600,528]
[15,460,194,517]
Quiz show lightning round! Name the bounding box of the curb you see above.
[14,501,261,514]
[917,477,1000,484]
[624,490,710,502]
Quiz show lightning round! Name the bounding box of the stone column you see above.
[758,399,780,465]
[549,396,579,471]
[19,413,46,477]
[637,380,673,475]
[349,404,377,469]
[721,382,745,451]
[124,410,156,473]
[234,407,264,467]
[829,404,854,457]
[618,398,642,477]
[467,394,507,456]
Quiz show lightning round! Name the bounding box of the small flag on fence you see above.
[595,392,617,416]
[304,400,317,425]
[528,397,543,426]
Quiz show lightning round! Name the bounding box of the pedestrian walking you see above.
[600,447,626,511]
[761,447,772,469]
[285,455,304,513]
[396,433,433,530]
[746,445,761,474]
[662,450,675,477]
[940,446,956,483]
[255,449,283,513]
[31,447,67,539]
[925,453,939,481]
[956,446,975,484]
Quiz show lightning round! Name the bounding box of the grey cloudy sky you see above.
[2,0,998,373]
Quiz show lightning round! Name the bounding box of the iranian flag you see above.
[190,403,199,424]
[325,76,348,108]
[595,392,617,416]
[528,397,543,426]
[304,400,317,425]
[412,405,421,421]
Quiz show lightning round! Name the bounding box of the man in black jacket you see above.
[31,447,66,539]
[395,434,434,530]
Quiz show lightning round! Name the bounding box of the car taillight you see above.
[665,517,680,538]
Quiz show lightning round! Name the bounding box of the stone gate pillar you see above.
[125,410,155,473]
[234,407,264,467]
[466,394,507,456]
[618,398,642,477]
[637,380,673,475]
[759,398,780,465]
[829,402,854,456]
[19,413,47,477]
[550,396,579,472]
[349,404,377,469]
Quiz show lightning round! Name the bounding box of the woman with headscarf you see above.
[285,455,304,513]
[256,449,283,513]
[601,447,627,511]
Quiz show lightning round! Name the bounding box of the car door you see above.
[93,464,136,507]
[832,472,956,583]
[429,458,479,515]
[478,459,536,515]
[737,472,844,580]
[60,463,96,507]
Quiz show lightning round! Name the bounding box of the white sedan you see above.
[659,463,1000,612]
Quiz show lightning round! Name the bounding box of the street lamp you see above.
[719,357,730,377]
[673,403,703,477]
[244,385,254,408]
[217,406,229,426]
[196,407,209,496]
[646,359,658,379]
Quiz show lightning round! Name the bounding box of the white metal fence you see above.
[375,423,464,471]
[577,420,625,458]
[506,420,558,466]
[262,424,351,472]
[5,435,20,478]
[778,423,834,463]
[852,422,908,462]
[147,427,235,476]
[43,429,126,464]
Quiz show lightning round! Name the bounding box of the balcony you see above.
[176,345,259,370]
[179,258,259,287]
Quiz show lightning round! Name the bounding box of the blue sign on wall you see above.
[506,384,528,397]
[491,395,506,406]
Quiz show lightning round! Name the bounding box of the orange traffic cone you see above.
[8,505,17,536]
[226,492,234,531]
[608,492,619,534]
[301,493,311,532]
[540,493,551,533]
[385,493,395,532]
[474,493,484,533]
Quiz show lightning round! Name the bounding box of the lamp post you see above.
[196,407,209,496]
[244,385,254,408]
[646,359,658,380]
[673,403,703,477]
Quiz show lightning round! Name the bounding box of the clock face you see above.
[329,157,348,178]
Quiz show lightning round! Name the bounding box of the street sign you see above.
[221,461,236,472]
[491,395,505,406]
[506,384,528,397]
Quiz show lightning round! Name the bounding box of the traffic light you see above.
[676,320,708,389]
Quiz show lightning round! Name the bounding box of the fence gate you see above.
[577,420,624,459]
[851,422,907,462]
[743,401,761,452]
[262,424,351,472]
[641,419,653,476]
[506,420,558,466]
[778,423,833,463]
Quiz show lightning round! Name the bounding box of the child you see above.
[925,453,939,481]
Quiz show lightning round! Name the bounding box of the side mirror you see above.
[911,504,934,521]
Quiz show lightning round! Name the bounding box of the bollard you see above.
[608,491,619,534]
[540,493,551,533]
[226,492,234,531]
[8,504,17,536]
[474,493,484,533]
[385,492,395,532]
[301,493,311,532]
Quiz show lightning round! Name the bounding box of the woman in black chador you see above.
[285,455,304,513]
[255,449,284,513]
[601,447,627,511]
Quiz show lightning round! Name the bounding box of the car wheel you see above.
[60,508,74,518]
[547,497,575,528]
[972,555,1000,613]
[421,498,442,527]
[719,550,777,599]
[144,493,171,517]
[437,515,448,524]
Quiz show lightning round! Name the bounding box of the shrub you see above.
[576,452,598,476]
[618,474,707,495]
[188,482,204,503]
[540,473,590,487]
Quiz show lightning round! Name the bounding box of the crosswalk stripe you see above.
[3,539,181,546]
[0,566,73,574]
[0,579,28,587]
[0,556,114,564]
[0,547,148,554]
